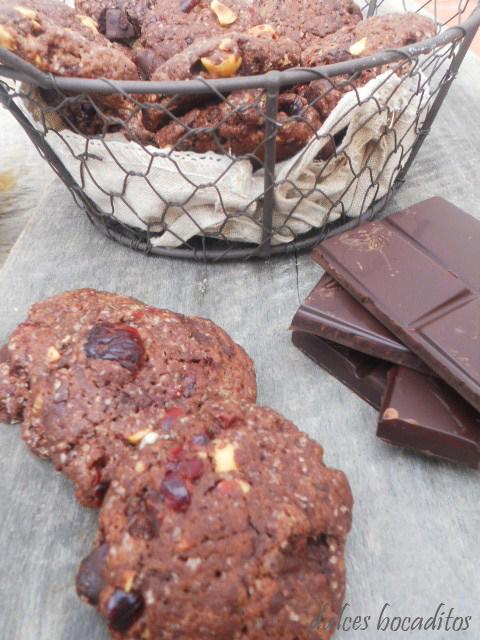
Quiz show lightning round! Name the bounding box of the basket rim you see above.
[0,3,479,95]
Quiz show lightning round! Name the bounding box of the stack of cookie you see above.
[0,288,353,639]
[0,0,436,160]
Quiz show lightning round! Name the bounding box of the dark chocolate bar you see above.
[313,197,480,412]
[379,367,480,469]
[291,273,429,373]
[292,331,389,409]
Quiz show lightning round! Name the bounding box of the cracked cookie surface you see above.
[0,289,256,507]
[77,400,353,639]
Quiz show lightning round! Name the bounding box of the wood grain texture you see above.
[0,53,479,640]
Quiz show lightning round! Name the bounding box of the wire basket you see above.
[1,0,479,261]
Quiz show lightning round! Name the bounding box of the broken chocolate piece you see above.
[313,197,480,412]
[291,273,429,373]
[102,8,137,41]
[378,367,480,469]
[292,331,388,409]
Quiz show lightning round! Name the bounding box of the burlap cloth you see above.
[17,69,429,246]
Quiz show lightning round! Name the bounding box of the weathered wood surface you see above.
[0,53,479,640]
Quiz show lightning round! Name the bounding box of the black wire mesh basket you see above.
[1,0,479,261]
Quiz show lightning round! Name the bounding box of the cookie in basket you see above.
[0,289,257,507]
[298,12,438,119]
[260,0,363,48]
[137,0,264,77]
[140,27,301,131]
[153,89,322,162]
[0,1,139,134]
[0,0,137,78]
[76,399,353,640]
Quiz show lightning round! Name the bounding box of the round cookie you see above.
[260,0,363,48]
[0,289,256,506]
[297,12,437,121]
[0,0,138,79]
[141,28,302,132]
[154,89,322,162]
[77,400,353,639]
[0,289,146,426]
[137,0,263,77]
[301,12,437,68]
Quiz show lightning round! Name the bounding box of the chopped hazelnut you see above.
[213,441,238,473]
[47,346,61,364]
[126,428,153,445]
[210,0,237,26]
[77,14,98,33]
[201,53,242,78]
[0,25,14,50]
[349,37,368,57]
[382,408,399,420]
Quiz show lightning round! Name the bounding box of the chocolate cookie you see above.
[153,28,301,81]
[301,12,437,68]
[77,400,353,639]
[75,0,153,41]
[260,0,362,48]
[298,12,437,120]
[0,290,256,507]
[137,0,263,77]
[141,27,301,132]
[155,90,322,162]
[0,289,145,425]
[0,1,138,79]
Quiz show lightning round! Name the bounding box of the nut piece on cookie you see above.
[77,401,353,639]
[210,0,237,26]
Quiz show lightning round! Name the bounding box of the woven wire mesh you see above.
[0,0,479,261]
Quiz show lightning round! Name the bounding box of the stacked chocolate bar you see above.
[291,197,480,469]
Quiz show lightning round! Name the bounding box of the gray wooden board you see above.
[0,53,480,640]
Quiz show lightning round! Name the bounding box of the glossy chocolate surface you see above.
[291,273,429,372]
[313,197,480,412]
[292,331,389,409]
[378,367,480,469]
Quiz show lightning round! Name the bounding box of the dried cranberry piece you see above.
[76,543,109,605]
[182,374,197,398]
[93,480,109,504]
[178,457,204,480]
[160,473,191,511]
[191,433,210,446]
[179,0,199,12]
[161,407,185,430]
[85,323,145,372]
[106,590,144,632]
[167,445,184,462]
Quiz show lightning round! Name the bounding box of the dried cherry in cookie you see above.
[76,543,109,605]
[84,323,145,372]
[106,590,144,632]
